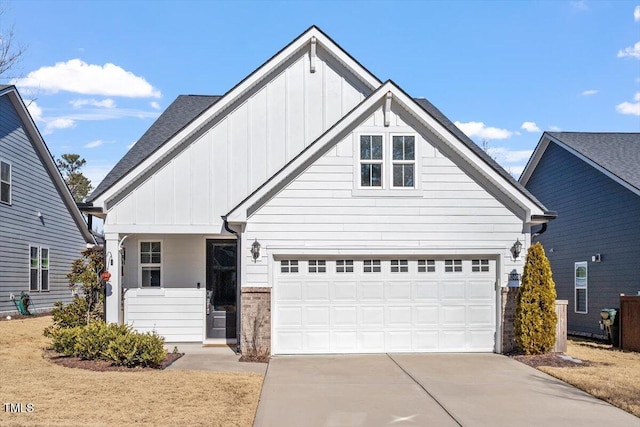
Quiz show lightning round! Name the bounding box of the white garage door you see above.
[272,257,497,354]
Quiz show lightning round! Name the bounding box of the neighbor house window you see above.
[418,260,435,273]
[392,136,415,188]
[472,259,490,272]
[308,260,326,273]
[29,246,49,291]
[281,260,299,273]
[336,260,354,273]
[445,259,462,273]
[360,135,383,187]
[1,160,11,204]
[364,259,381,273]
[140,241,161,287]
[390,260,408,273]
[575,261,588,314]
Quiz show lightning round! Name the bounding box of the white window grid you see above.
[308,260,326,273]
[363,259,381,273]
[390,259,409,273]
[472,259,490,272]
[336,260,354,273]
[445,259,463,273]
[418,260,436,273]
[281,260,299,273]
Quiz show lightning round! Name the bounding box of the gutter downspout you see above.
[532,223,547,240]
[222,216,241,354]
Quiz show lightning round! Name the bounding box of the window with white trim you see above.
[391,259,408,273]
[575,262,588,314]
[140,241,161,287]
[418,260,435,273]
[364,259,381,273]
[281,260,299,273]
[359,135,383,187]
[472,259,490,272]
[29,246,49,292]
[392,136,415,188]
[1,160,11,204]
[308,260,326,273]
[336,260,354,273]
[445,259,462,273]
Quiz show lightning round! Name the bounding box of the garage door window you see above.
[281,260,299,273]
[391,260,408,273]
[418,260,435,273]
[308,260,326,273]
[472,259,490,272]
[336,260,354,273]
[445,259,462,272]
[364,259,381,273]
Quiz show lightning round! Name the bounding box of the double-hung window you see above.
[392,136,415,188]
[574,262,588,314]
[29,246,49,291]
[1,160,11,204]
[360,135,383,187]
[140,241,161,287]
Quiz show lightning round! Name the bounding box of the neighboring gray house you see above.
[521,132,640,337]
[0,85,95,316]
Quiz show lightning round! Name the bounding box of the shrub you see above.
[105,331,166,368]
[515,242,558,355]
[50,326,82,356]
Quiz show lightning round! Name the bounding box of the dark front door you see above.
[205,240,237,339]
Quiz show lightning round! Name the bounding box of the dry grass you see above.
[0,316,263,426]
[539,339,640,417]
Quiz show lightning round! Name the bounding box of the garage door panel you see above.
[360,306,384,326]
[333,281,357,301]
[276,331,304,352]
[359,331,385,351]
[469,330,495,350]
[414,281,439,300]
[441,306,466,325]
[305,306,330,326]
[359,282,384,300]
[441,330,466,349]
[278,307,303,326]
[306,332,331,352]
[306,282,330,301]
[386,306,412,326]
[468,281,494,299]
[278,282,303,301]
[387,331,412,351]
[385,281,412,300]
[332,306,357,326]
[468,305,494,325]
[332,331,357,351]
[414,331,439,350]
[415,306,438,325]
[441,281,466,299]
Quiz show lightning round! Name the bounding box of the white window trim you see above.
[336,260,354,273]
[574,261,588,314]
[28,245,49,292]
[390,259,409,273]
[308,259,326,273]
[1,159,12,205]
[139,240,162,288]
[358,134,385,189]
[472,259,490,273]
[418,259,436,273]
[445,259,463,273]
[280,260,299,273]
[390,134,416,189]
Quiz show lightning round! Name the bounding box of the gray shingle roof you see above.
[547,132,640,191]
[88,95,221,201]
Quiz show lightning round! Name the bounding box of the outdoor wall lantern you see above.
[511,238,523,259]
[251,239,261,263]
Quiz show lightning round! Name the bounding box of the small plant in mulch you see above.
[510,352,594,369]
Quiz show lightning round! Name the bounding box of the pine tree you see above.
[56,154,92,202]
[515,242,557,354]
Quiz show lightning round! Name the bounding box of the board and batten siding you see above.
[106,46,370,230]
[0,95,87,315]
[525,142,640,336]
[243,105,527,287]
[124,288,205,342]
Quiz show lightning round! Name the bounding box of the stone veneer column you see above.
[240,287,271,355]
[501,287,519,353]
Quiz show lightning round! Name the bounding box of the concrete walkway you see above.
[254,353,639,427]
[164,343,267,374]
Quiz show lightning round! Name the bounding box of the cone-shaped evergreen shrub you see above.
[515,242,557,354]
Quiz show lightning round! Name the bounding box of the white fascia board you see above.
[519,133,550,186]
[93,27,381,210]
[3,87,95,244]
[390,89,547,219]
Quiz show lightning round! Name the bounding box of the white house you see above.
[85,26,555,355]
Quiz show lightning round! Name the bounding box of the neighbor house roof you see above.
[88,95,221,201]
[521,132,640,195]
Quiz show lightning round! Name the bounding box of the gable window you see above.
[445,259,462,273]
[29,246,49,292]
[390,259,408,273]
[140,241,161,287]
[364,259,381,273]
[336,260,354,273]
[392,136,415,188]
[575,262,588,314]
[472,259,490,272]
[1,160,11,204]
[418,260,435,273]
[360,135,383,187]
[281,260,299,273]
[308,260,326,273]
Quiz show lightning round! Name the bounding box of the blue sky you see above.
[3,0,639,187]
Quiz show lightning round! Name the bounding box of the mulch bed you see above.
[510,352,594,368]
[43,349,184,372]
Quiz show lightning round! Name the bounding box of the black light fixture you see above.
[251,239,261,262]
[511,238,523,259]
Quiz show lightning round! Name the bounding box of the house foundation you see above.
[240,287,271,355]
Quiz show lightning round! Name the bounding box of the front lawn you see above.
[0,316,263,426]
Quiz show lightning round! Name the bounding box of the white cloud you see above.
[84,140,105,148]
[616,92,640,116]
[150,101,160,110]
[12,59,161,98]
[581,89,598,96]
[549,125,562,131]
[45,118,75,134]
[70,98,116,108]
[486,147,534,163]
[26,100,43,122]
[635,5,640,22]
[520,121,541,132]
[83,163,114,187]
[454,121,512,140]
[618,41,640,59]
[570,1,588,11]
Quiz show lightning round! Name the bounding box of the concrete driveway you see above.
[254,353,639,427]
